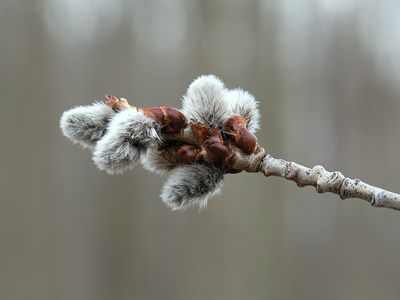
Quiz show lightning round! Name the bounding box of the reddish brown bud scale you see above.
[105,95,130,111]
[203,138,230,164]
[142,107,164,121]
[142,107,187,133]
[104,96,187,133]
[238,128,257,154]
[176,144,202,164]
[191,123,231,166]
[191,123,212,142]
[224,116,257,154]
[160,143,202,165]
[161,107,187,133]
[105,95,118,107]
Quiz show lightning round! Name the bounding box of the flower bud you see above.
[224,116,257,154]
[92,108,158,174]
[191,123,231,166]
[60,101,115,149]
[225,88,260,134]
[176,144,202,164]
[181,75,229,128]
[160,164,223,211]
[142,107,187,133]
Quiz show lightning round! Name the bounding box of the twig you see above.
[260,154,400,211]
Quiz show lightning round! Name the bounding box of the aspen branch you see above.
[259,154,400,211]
[60,75,400,212]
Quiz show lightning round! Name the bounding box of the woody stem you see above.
[259,154,400,211]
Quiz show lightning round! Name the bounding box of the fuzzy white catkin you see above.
[181,74,229,128]
[140,146,177,175]
[160,164,223,211]
[59,102,115,149]
[92,108,159,174]
[225,88,260,133]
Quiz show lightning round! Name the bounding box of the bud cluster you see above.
[60,75,261,210]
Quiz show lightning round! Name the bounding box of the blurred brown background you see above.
[2,0,400,299]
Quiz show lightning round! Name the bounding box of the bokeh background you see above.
[2,0,400,299]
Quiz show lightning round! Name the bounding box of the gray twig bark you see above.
[260,154,400,211]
